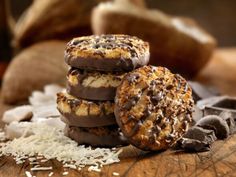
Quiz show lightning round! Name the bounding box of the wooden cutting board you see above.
[1,48,236,177]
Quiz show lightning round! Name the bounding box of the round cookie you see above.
[115,66,194,151]
[67,68,124,100]
[57,92,116,127]
[64,125,128,147]
[65,34,150,72]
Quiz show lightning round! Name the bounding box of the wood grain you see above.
[1,48,236,177]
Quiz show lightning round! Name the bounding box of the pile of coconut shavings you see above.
[0,122,122,172]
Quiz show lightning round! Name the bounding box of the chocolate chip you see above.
[150,92,163,105]
[67,99,81,108]
[94,50,104,57]
[196,115,230,139]
[166,134,175,142]
[154,116,162,124]
[130,49,138,58]
[72,39,84,45]
[166,85,173,90]
[220,111,236,134]
[126,74,140,84]
[125,41,133,47]
[93,44,100,49]
[159,122,166,129]
[177,138,211,152]
[175,126,217,152]
[141,107,152,119]
[150,80,157,86]
[152,125,161,134]
[183,126,216,142]
[126,121,142,137]
[123,95,140,110]
[125,115,137,123]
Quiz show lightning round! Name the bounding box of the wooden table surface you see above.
[1,48,236,177]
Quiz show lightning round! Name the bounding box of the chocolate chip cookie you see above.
[64,125,128,147]
[67,68,124,100]
[65,34,150,72]
[57,92,116,127]
[115,66,194,151]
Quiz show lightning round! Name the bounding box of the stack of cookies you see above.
[57,34,150,147]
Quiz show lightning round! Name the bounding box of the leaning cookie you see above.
[115,66,194,151]
[64,125,128,147]
[57,92,116,127]
[67,68,124,100]
[65,34,150,72]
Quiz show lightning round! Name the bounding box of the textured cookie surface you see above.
[57,92,116,127]
[67,68,124,100]
[65,125,128,147]
[65,34,150,71]
[115,66,194,151]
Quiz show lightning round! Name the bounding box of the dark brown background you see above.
[9,0,236,46]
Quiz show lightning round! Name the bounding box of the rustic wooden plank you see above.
[1,48,236,177]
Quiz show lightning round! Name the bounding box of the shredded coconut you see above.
[63,164,77,169]
[31,167,53,171]
[113,172,120,176]
[0,84,122,173]
[40,159,48,163]
[0,122,122,170]
[62,171,69,176]
[88,166,101,172]
[25,171,33,177]
[48,172,54,176]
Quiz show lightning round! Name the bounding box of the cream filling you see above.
[68,72,123,88]
[82,74,122,88]
[57,93,114,116]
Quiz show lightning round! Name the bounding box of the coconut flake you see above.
[62,171,69,175]
[113,172,120,176]
[32,104,60,120]
[31,167,53,171]
[2,105,33,123]
[5,121,33,139]
[48,172,54,176]
[44,84,64,97]
[25,171,33,177]
[33,118,65,130]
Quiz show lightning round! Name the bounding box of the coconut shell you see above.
[2,40,67,104]
[13,0,145,48]
[91,0,217,78]
[13,0,105,48]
